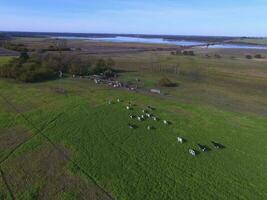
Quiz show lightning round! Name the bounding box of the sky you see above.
[0,0,267,37]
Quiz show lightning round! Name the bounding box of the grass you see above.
[1,51,267,199]
[231,38,267,45]
[0,56,14,66]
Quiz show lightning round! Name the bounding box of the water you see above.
[54,36,205,46]
[208,44,267,50]
[54,36,267,49]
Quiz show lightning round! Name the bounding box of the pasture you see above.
[1,49,267,200]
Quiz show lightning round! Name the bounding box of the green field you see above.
[231,38,267,45]
[0,56,14,66]
[1,53,267,200]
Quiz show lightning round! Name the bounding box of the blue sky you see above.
[0,0,267,36]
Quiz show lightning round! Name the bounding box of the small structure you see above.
[147,126,151,130]
[129,115,134,119]
[137,117,142,121]
[150,89,161,94]
[153,117,158,121]
[117,98,121,102]
[141,115,146,119]
[177,137,184,143]
[142,109,147,113]
[189,149,196,156]
[108,100,112,105]
[126,106,131,110]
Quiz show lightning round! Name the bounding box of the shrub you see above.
[106,58,115,68]
[245,55,253,59]
[158,77,177,87]
[255,54,262,59]
[103,69,115,78]
[91,59,116,77]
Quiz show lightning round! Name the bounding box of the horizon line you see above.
[1,30,266,39]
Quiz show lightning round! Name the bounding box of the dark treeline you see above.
[0,52,116,82]
[2,42,72,53]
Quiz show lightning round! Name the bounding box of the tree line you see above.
[0,52,116,82]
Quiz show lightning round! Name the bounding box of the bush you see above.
[158,77,177,87]
[246,55,252,59]
[90,58,116,77]
[255,54,262,59]
[103,69,115,78]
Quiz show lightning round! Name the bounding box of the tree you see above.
[19,52,29,61]
[106,58,115,68]
[246,55,252,59]
[255,54,262,59]
[103,69,114,78]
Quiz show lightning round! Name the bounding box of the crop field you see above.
[1,50,267,200]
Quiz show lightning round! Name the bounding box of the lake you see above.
[54,36,267,50]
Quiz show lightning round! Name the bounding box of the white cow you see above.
[177,137,184,143]
[189,149,196,156]
[163,120,169,125]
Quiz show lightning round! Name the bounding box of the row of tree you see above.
[0,52,116,82]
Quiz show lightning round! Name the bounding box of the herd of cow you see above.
[109,99,225,157]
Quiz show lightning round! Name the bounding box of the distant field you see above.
[231,38,267,45]
[0,56,14,66]
[1,47,267,199]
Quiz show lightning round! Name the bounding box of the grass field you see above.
[1,51,267,200]
[0,56,14,66]
[231,38,267,45]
